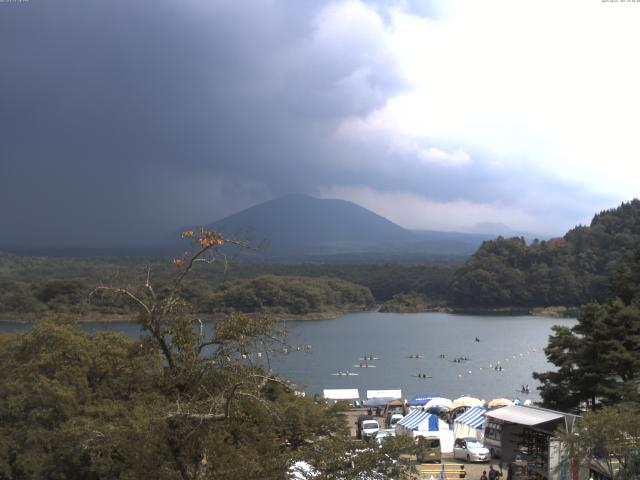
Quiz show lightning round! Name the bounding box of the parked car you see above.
[356,415,380,440]
[374,428,396,447]
[453,437,490,462]
[415,436,441,463]
[385,413,404,429]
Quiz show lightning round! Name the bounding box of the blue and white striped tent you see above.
[397,410,441,431]
[395,409,454,452]
[453,406,487,441]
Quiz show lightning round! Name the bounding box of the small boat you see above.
[359,356,380,361]
[450,357,471,363]
[352,364,376,368]
[412,373,433,379]
[406,354,425,359]
[331,371,359,376]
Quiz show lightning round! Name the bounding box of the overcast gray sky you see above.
[1,0,638,247]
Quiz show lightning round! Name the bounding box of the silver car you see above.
[453,437,490,462]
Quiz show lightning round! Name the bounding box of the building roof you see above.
[483,405,565,426]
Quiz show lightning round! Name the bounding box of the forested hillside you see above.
[184,275,374,316]
[450,200,640,308]
[0,252,456,319]
[0,274,374,319]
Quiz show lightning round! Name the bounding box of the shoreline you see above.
[0,305,578,324]
[371,304,578,318]
[0,306,376,324]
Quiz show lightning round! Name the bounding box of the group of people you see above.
[478,464,512,480]
[366,407,382,416]
[452,356,470,363]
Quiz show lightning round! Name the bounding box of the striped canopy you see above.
[454,406,487,429]
[397,409,440,431]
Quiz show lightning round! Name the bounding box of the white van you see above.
[483,421,502,458]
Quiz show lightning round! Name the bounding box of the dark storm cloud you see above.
[0,0,416,246]
[0,0,615,247]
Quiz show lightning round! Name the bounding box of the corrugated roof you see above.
[483,405,564,426]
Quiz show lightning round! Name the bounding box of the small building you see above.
[483,405,586,480]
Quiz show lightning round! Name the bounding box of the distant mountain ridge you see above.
[201,194,500,260]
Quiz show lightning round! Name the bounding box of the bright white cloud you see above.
[337,0,640,200]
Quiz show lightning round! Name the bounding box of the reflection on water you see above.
[1,311,574,402]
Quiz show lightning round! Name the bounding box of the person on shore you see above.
[459,465,466,479]
[506,463,514,480]
[480,471,488,480]
[489,465,498,480]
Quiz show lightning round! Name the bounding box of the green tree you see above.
[556,404,640,480]
[534,251,640,410]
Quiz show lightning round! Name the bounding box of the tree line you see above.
[0,275,374,319]
[0,251,457,318]
[449,200,640,308]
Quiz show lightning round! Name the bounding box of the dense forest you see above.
[0,252,456,319]
[449,200,640,308]
[0,274,374,319]
[378,291,432,313]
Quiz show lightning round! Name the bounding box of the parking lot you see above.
[345,409,502,480]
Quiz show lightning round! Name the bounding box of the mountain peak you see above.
[206,195,411,256]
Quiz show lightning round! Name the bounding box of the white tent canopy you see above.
[323,389,360,400]
[367,389,401,399]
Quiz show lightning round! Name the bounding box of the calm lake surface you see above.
[1,311,575,402]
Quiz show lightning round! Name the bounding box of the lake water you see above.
[1,311,575,403]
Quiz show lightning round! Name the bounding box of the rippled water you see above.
[1,311,575,402]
